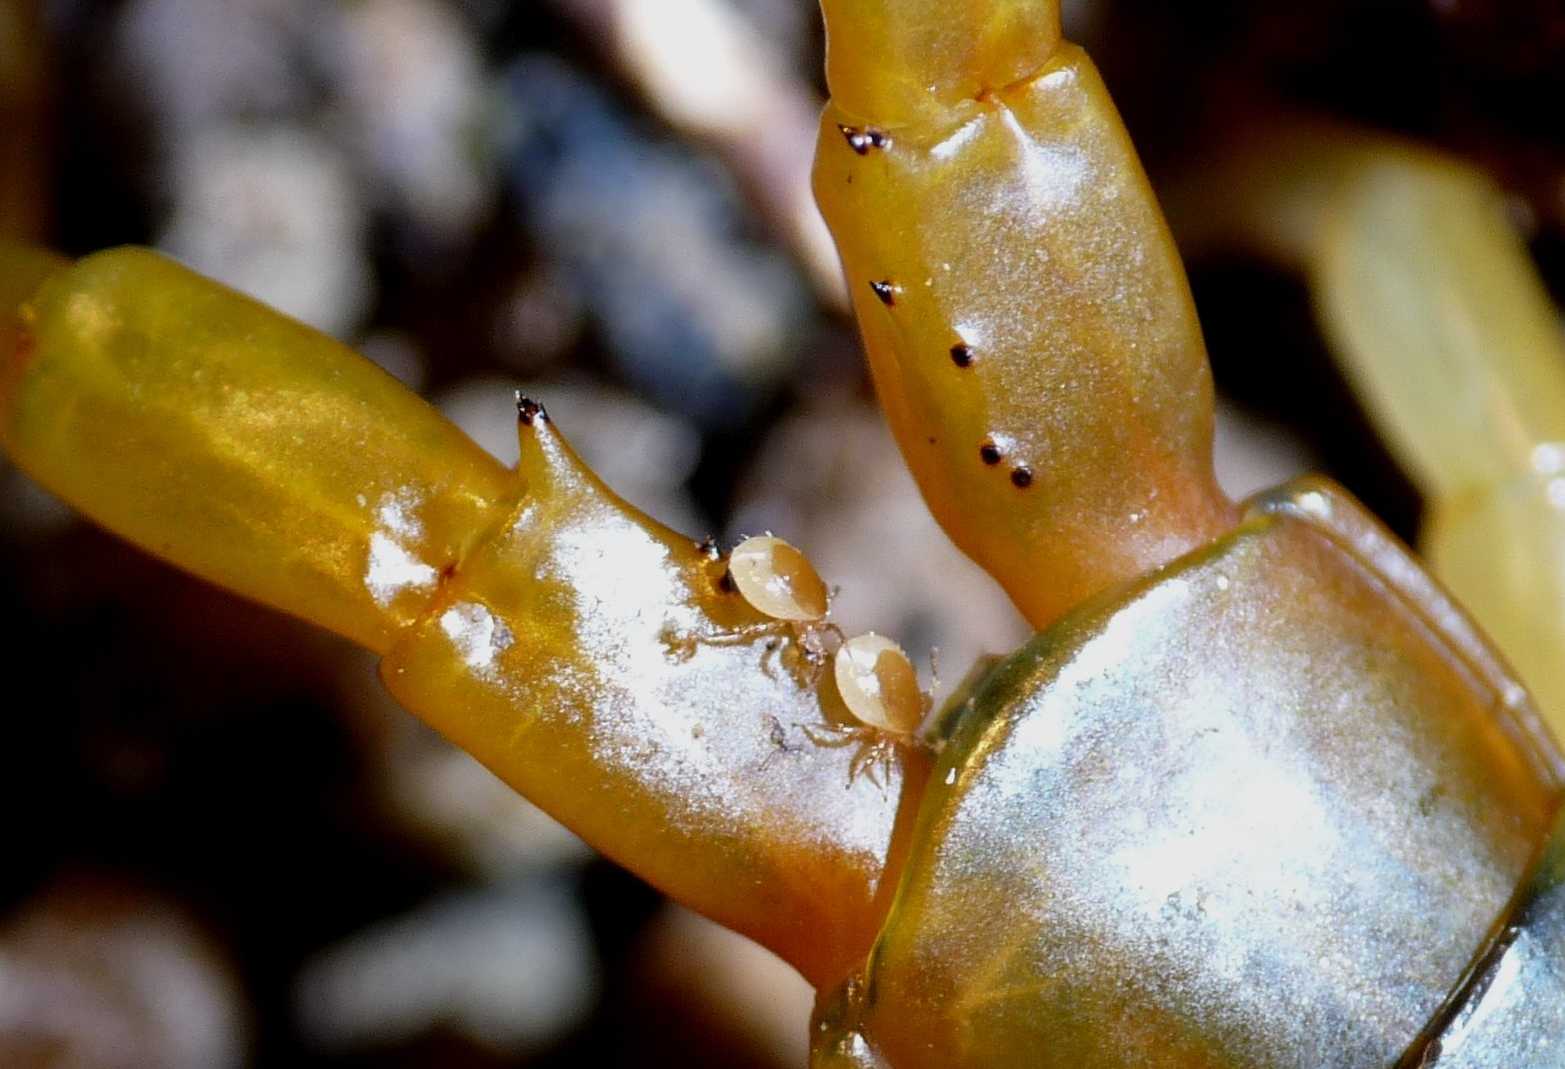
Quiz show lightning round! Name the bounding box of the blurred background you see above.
[0,0,1561,1065]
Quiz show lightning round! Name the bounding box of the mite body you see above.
[1,2,1563,1066]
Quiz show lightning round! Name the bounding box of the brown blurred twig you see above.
[0,0,50,239]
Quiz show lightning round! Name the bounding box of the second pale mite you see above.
[724,534,929,741]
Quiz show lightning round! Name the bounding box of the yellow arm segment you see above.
[1,247,512,654]
[0,0,48,239]
[0,244,920,989]
[1199,127,1565,734]
[819,0,1060,127]
[814,4,1236,629]
[0,241,61,374]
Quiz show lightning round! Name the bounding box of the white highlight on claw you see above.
[365,489,438,607]
[1002,107,1088,216]
[1037,67,1073,92]
[1294,489,1333,521]
[953,320,985,348]
[1531,442,1565,477]
[439,602,514,675]
[376,493,423,540]
[1548,476,1565,512]
[931,119,982,162]
[366,533,439,607]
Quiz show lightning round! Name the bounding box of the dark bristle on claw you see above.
[838,123,889,155]
[515,393,546,425]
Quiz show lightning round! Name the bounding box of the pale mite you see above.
[725,537,926,749]
[834,632,924,737]
[728,535,830,622]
